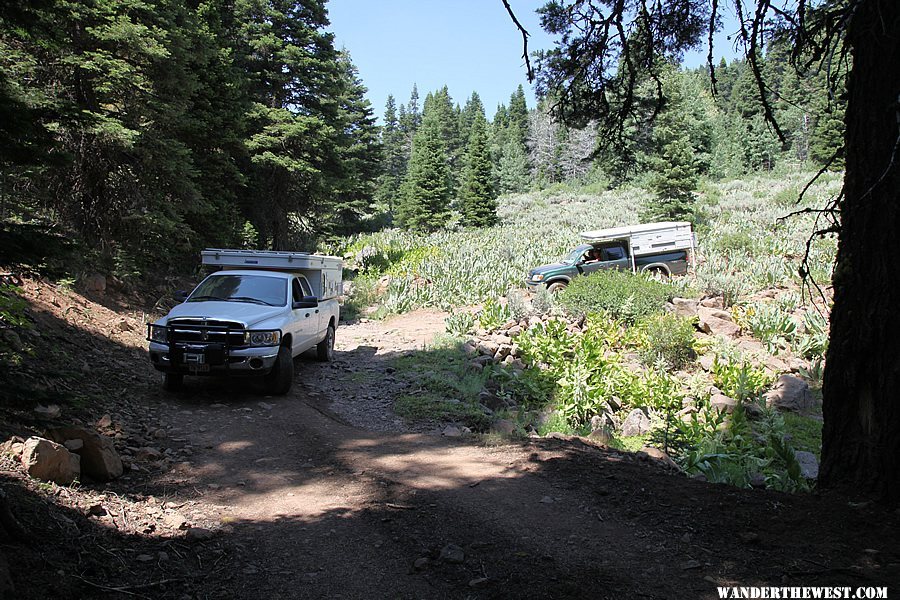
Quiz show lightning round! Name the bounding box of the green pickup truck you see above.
[526,221,696,293]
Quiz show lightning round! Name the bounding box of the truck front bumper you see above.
[149,342,279,376]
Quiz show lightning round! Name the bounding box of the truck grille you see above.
[167,319,246,347]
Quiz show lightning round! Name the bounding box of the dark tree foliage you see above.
[509,0,900,504]
[0,0,381,272]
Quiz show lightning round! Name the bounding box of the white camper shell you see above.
[201,248,343,300]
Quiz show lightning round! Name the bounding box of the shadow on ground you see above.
[2,294,899,599]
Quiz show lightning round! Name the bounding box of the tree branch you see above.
[502,0,536,82]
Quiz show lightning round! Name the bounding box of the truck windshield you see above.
[188,275,287,307]
[561,246,590,264]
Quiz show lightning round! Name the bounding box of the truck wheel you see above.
[546,282,567,294]
[317,324,335,362]
[265,344,294,395]
[163,373,183,391]
[645,268,669,282]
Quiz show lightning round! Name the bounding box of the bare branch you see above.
[502,0,536,82]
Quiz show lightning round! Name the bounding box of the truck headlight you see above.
[148,324,168,343]
[248,330,281,347]
[531,273,544,282]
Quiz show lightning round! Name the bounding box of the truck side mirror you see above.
[293,296,318,309]
[174,290,188,302]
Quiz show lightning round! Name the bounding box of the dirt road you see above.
[4,305,899,599]
[132,312,899,599]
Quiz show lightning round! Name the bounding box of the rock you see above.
[439,544,465,564]
[697,307,741,338]
[136,554,154,562]
[620,409,651,437]
[0,437,25,457]
[765,374,814,412]
[413,557,429,570]
[671,297,699,318]
[136,447,163,462]
[83,273,107,294]
[469,355,493,368]
[494,344,512,361]
[163,512,187,529]
[743,401,764,419]
[478,390,503,411]
[539,496,554,504]
[749,473,767,488]
[20,437,80,485]
[468,577,489,587]
[63,439,84,452]
[700,296,724,309]
[507,325,522,337]
[96,414,113,429]
[462,342,477,356]
[491,419,516,435]
[640,447,680,470]
[709,394,738,414]
[46,427,123,481]
[476,340,499,356]
[115,319,134,332]
[680,559,702,570]
[763,354,791,374]
[698,354,716,371]
[34,404,61,419]
[87,503,107,517]
[794,450,819,479]
[442,425,463,438]
[588,428,611,444]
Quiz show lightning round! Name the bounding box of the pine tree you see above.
[324,50,381,236]
[497,138,530,193]
[396,101,451,231]
[459,108,497,227]
[376,95,407,211]
[507,85,529,146]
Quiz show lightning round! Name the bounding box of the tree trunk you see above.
[819,0,900,503]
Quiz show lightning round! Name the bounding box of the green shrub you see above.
[557,271,671,323]
[712,357,773,403]
[636,313,696,370]
[444,311,475,337]
[478,297,511,332]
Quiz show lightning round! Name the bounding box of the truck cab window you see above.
[292,278,303,303]
[602,246,626,261]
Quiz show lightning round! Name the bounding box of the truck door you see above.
[598,244,631,271]
[290,277,318,353]
[580,243,630,275]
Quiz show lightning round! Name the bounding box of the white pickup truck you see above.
[147,249,341,394]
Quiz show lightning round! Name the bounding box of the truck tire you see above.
[645,267,669,281]
[163,373,183,391]
[317,324,335,362]
[265,344,293,395]
[546,281,568,294]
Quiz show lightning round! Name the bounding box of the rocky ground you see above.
[1,277,899,599]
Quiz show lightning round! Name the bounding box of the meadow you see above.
[328,171,840,491]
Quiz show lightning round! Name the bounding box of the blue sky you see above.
[326,0,741,121]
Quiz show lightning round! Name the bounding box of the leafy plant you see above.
[635,313,696,369]
[0,285,30,329]
[741,302,797,353]
[444,311,475,337]
[478,297,511,332]
[712,356,772,403]
[557,270,671,323]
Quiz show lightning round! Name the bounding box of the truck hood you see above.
[162,302,285,328]
[530,262,571,276]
